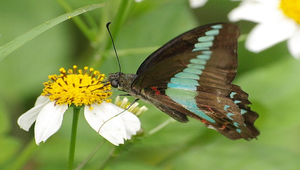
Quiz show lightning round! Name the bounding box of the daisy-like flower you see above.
[228,0,300,59]
[135,0,208,8]
[188,0,208,8]
[18,65,143,146]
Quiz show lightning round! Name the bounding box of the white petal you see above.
[120,97,129,108]
[34,95,50,106]
[246,21,296,52]
[287,28,300,59]
[128,103,139,112]
[84,102,141,146]
[121,112,141,139]
[17,96,51,131]
[189,0,207,8]
[34,102,68,145]
[228,0,282,23]
[135,106,148,116]
[135,0,143,2]
[114,106,141,139]
[85,103,126,145]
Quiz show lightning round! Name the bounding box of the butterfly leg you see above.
[126,98,140,110]
[117,93,132,96]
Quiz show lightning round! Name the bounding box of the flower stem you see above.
[148,118,175,136]
[98,147,117,170]
[75,140,106,170]
[68,107,81,170]
[56,0,97,41]
[8,139,39,170]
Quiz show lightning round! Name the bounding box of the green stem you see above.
[157,130,217,167]
[75,140,106,170]
[148,118,175,136]
[56,0,98,41]
[90,0,135,68]
[109,46,159,56]
[68,107,81,170]
[111,0,134,37]
[7,139,39,170]
[98,147,117,170]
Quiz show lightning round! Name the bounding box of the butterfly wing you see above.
[131,23,259,140]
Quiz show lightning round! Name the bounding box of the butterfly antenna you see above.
[106,22,122,73]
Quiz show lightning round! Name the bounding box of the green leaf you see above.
[0,102,10,134]
[0,102,21,168]
[0,3,103,61]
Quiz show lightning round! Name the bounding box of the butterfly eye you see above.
[111,79,119,88]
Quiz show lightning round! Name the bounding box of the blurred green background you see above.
[1,0,300,169]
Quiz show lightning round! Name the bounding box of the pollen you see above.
[280,0,300,24]
[42,65,112,106]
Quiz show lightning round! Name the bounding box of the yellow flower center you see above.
[42,65,112,107]
[280,0,300,24]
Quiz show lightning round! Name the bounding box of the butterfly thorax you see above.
[108,72,138,94]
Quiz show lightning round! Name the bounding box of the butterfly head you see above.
[108,72,138,93]
[108,72,121,88]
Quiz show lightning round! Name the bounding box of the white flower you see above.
[228,0,300,59]
[135,0,208,8]
[84,101,141,145]
[188,0,208,8]
[17,66,142,146]
[18,96,141,146]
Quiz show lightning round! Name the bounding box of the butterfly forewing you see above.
[136,23,238,75]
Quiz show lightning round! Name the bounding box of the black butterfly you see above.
[109,23,259,140]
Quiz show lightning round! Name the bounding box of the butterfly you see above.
[108,23,259,140]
